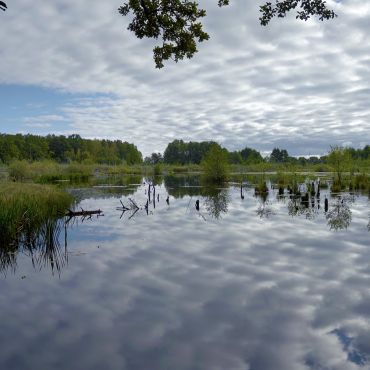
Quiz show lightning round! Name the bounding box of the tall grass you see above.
[0,183,73,247]
[7,160,93,183]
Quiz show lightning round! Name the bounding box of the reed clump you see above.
[352,173,369,191]
[37,162,93,183]
[0,183,73,246]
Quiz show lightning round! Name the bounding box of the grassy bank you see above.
[2,160,370,192]
[4,161,203,183]
[0,182,73,246]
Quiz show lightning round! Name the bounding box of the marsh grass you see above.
[8,160,93,183]
[37,162,93,183]
[330,173,370,193]
[0,183,73,248]
[352,173,369,191]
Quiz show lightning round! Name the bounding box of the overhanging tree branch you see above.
[0,1,7,11]
[259,0,337,25]
[119,0,337,68]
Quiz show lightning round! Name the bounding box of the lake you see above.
[0,175,369,370]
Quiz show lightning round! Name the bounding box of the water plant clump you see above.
[255,181,269,195]
[352,173,369,191]
[0,183,73,247]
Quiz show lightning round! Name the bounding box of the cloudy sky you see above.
[0,0,369,157]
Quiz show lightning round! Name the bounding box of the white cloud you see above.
[0,0,369,156]
[23,114,67,124]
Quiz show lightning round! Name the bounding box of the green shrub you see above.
[202,146,230,184]
[154,164,162,176]
[8,160,30,181]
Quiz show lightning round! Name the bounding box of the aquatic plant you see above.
[254,181,269,194]
[0,183,73,248]
[353,173,369,191]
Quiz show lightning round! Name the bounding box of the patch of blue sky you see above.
[0,84,113,135]
[331,328,368,367]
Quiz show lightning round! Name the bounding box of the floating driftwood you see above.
[66,208,103,218]
[65,208,104,223]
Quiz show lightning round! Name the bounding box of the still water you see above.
[0,175,370,370]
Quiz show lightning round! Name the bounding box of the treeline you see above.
[145,140,263,165]
[0,133,142,165]
[1,134,369,167]
[270,146,370,166]
[145,140,370,166]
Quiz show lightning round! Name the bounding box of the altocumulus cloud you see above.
[0,0,370,156]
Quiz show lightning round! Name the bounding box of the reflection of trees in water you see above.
[203,188,229,219]
[287,195,319,220]
[285,192,354,229]
[164,175,230,219]
[256,202,275,218]
[0,218,68,276]
[326,195,353,230]
[255,197,275,219]
[70,175,142,202]
[164,175,202,198]
[253,192,276,218]
[144,175,164,187]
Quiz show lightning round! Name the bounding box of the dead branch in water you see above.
[66,208,103,217]
[65,208,104,223]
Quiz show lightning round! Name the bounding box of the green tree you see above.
[0,133,143,165]
[163,139,188,164]
[47,135,71,162]
[270,148,289,163]
[0,135,20,163]
[116,141,143,164]
[327,146,352,189]
[228,151,243,164]
[164,139,219,164]
[240,146,263,164]
[145,152,163,164]
[119,0,337,68]
[24,135,50,161]
[201,144,229,183]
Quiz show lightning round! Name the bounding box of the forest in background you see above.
[146,139,370,168]
[1,133,370,168]
[0,133,143,165]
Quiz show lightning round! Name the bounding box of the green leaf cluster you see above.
[259,0,337,26]
[119,0,337,68]
[119,0,211,68]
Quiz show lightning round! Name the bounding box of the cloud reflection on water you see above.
[0,179,369,370]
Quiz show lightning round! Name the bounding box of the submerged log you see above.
[66,209,103,217]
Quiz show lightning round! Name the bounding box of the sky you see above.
[0,0,369,157]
